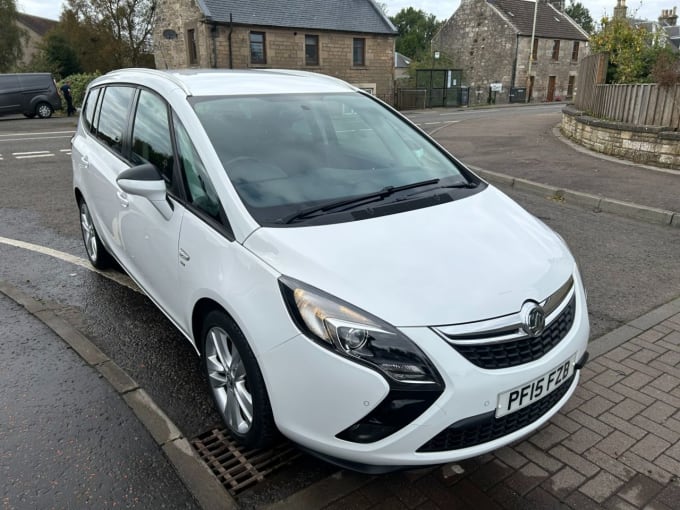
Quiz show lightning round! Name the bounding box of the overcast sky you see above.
[17,0,675,26]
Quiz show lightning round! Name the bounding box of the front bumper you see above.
[261,274,590,467]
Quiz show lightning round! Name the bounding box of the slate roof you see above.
[16,13,57,36]
[197,0,397,35]
[395,52,412,68]
[487,0,588,40]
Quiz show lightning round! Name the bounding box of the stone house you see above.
[15,13,57,67]
[153,0,397,101]
[432,0,589,105]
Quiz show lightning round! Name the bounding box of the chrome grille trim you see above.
[433,277,574,346]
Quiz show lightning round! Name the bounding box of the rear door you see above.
[74,85,136,266]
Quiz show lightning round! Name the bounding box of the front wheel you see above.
[35,102,53,119]
[79,199,113,269]
[201,310,278,449]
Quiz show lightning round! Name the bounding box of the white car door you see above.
[75,85,136,267]
[117,89,185,323]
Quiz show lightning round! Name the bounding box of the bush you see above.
[59,72,101,108]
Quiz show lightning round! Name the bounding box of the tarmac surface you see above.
[1,104,679,509]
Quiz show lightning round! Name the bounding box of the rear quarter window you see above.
[82,88,100,133]
[96,86,135,155]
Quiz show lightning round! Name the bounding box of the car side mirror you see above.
[117,163,173,220]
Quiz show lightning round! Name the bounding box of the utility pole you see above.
[526,0,539,103]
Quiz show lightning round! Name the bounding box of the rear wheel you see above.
[35,102,53,119]
[201,310,278,449]
[79,199,113,269]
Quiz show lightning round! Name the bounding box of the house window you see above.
[305,35,319,66]
[188,29,198,65]
[250,32,266,64]
[353,38,365,66]
[571,41,580,62]
[567,75,575,98]
[531,38,539,61]
[552,40,560,61]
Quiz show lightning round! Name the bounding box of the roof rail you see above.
[104,68,192,95]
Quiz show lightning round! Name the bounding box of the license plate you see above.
[496,354,577,418]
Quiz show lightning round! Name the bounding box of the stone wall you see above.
[562,106,680,169]
[153,0,395,101]
[433,0,587,105]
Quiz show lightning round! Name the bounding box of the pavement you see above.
[1,103,679,509]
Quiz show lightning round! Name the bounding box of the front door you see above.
[547,76,556,102]
[119,89,184,321]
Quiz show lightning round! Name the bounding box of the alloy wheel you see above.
[205,326,253,434]
[80,202,98,263]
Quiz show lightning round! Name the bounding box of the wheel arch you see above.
[192,297,231,356]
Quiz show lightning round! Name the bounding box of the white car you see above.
[72,68,589,472]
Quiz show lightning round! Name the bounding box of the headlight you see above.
[279,276,442,388]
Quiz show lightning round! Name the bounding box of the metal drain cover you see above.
[192,426,302,495]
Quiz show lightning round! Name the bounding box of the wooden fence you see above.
[588,84,680,130]
[574,52,680,130]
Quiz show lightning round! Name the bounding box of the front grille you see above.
[452,296,576,369]
[417,373,575,452]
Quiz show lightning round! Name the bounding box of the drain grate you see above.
[192,426,303,495]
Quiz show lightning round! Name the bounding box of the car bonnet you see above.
[244,186,575,328]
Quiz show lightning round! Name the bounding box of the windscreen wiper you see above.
[280,178,440,224]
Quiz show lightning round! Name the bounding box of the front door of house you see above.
[547,76,556,102]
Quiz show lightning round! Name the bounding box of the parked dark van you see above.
[0,73,62,119]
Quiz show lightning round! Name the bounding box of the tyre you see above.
[79,199,113,269]
[201,310,278,449]
[35,102,53,119]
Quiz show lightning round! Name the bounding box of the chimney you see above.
[659,7,678,26]
[613,0,627,19]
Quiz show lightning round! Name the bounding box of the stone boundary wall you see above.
[561,106,680,170]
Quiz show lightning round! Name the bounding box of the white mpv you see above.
[72,69,589,472]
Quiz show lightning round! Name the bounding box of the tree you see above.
[590,16,660,83]
[43,33,83,77]
[0,0,25,71]
[390,7,442,61]
[63,0,155,69]
[565,0,594,34]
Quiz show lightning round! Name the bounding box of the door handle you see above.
[179,249,191,262]
[116,190,129,208]
[79,155,89,168]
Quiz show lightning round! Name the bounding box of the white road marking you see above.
[60,149,71,152]
[0,130,75,137]
[0,135,73,143]
[13,151,51,155]
[15,154,55,159]
[0,236,140,293]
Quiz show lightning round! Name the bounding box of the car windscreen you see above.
[190,92,478,226]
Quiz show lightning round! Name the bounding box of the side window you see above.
[131,90,174,187]
[174,113,224,224]
[82,88,100,133]
[96,86,134,155]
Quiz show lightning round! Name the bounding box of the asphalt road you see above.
[1,108,679,507]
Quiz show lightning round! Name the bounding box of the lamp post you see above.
[526,0,539,103]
